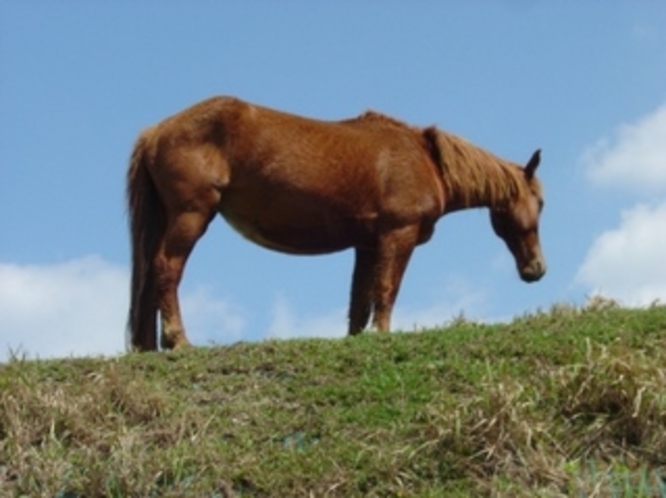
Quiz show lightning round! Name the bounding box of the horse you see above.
[127,96,546,351]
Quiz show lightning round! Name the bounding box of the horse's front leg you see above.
[371,226,419,332]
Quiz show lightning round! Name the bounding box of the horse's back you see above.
[146,96,444,253]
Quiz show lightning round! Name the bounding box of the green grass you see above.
[2,299,666,497]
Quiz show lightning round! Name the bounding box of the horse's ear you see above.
[525,149,541,179]
[422,126,443,167]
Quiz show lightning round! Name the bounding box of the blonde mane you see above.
[423,127,531,209]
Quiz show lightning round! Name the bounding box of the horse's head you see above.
[490,149,546,283]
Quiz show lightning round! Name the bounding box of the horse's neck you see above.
[441,156,520,214]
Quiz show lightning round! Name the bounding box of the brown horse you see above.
[127,96,546,351]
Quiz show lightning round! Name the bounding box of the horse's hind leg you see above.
[154,209,215,350]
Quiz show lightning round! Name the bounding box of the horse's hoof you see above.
[160,333,192,351]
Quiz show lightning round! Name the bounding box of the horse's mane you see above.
[423,127,530,209]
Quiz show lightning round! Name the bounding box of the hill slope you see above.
[2,301,666,497]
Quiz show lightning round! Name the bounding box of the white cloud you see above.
[267,294,346,340]
[576,202,666,306]
[181,287,245,345]
[0,256,487,359]
[0,256,128,361]
[266,277,488,340]
[0,256,245,362]
[392,277,489,330]
[582,103,666,192]
[577,103,666,306]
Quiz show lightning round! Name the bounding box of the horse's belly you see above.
[220,209,356,255]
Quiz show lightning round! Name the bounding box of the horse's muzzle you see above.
[519,259,546,283]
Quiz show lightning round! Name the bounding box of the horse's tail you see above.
[127,128,162,351]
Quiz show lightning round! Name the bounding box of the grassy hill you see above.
[1,299,665,497]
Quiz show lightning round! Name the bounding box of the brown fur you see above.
[126,96,546,351]
[346,110,416,129]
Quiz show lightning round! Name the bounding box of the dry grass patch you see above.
[1,304,665,496]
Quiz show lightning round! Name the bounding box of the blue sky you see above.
[1,2,665,360]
